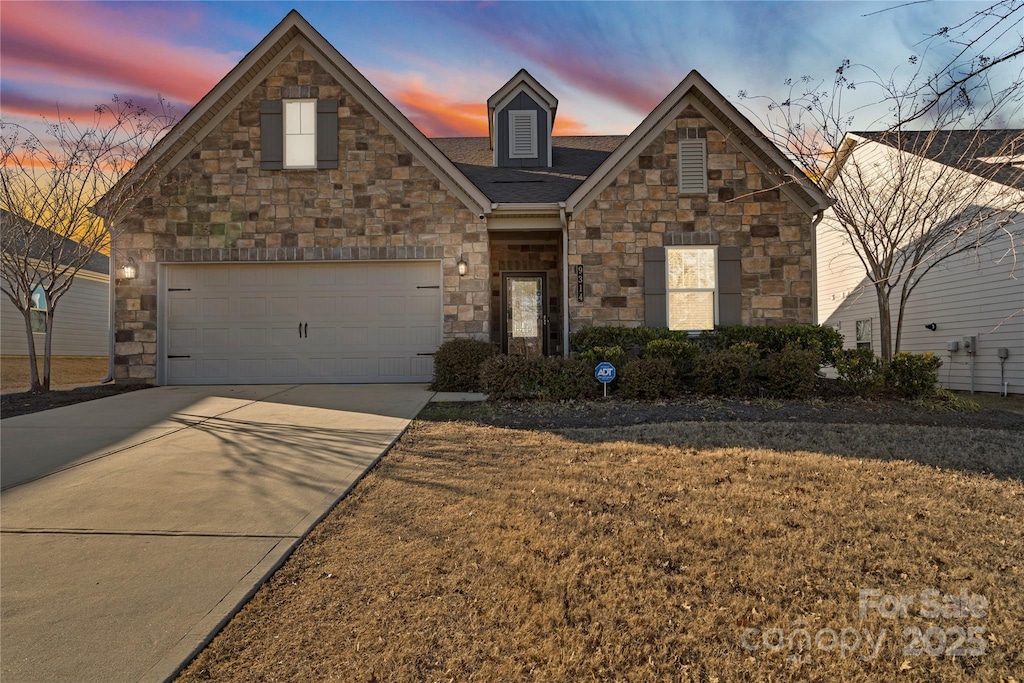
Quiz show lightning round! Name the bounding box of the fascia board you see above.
[565,73,701,214]
[487,70,558,111]
[99,11,492,219]
[298,27,493,215]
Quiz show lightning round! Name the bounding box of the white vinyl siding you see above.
[667,246,717,331]
[508,110,537,159]
[283,100,316,168]
[0,274,109,356]
[677,139,708,194]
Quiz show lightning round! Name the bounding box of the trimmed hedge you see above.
[885,352,942,398]
[429,339,498,392]
[699,324,844,366]
[480,355,599,401]
[619,357,676,400]
[835,347,884,394]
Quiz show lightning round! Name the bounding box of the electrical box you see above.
[962,336,977,354]
[946,340,959,352]
[998,347,1010,359]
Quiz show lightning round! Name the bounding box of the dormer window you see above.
[508,110,538,159]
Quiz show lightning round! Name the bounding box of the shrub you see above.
[693,350,756,397]
[578,344,626,368]
[699,325,844,366]
[619,358,677,400]
[885,352,942,398]
[645,338,701,369]
[479,355,599,401]
[429,339,498,392]
[570,326,692,358]
[834,347,883,395]
[760,347,819,399]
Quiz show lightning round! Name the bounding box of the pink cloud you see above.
[0,2,235,104]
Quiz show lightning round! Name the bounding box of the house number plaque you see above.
[575,265,584,302]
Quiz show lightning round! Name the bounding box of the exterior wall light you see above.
[457,257,468,277]
[119,257,137,280]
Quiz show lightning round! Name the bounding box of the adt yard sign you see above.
[595,361,615,397]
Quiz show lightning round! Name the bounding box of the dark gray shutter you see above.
[718,246,742,325]
[316,99,339,169]
[260,100,283,170]
[643,247,667,327]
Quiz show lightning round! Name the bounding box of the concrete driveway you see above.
[0,384,433,683]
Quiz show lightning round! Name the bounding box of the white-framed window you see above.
[666,246,717,331]
[30,285,47,333]
[677,138,708,194]
[508,110,537,159]
[855,319,872,351]
[284,99,317,168]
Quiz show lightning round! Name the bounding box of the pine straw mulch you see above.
[178,406,1023,682]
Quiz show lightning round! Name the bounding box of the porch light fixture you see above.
[119,257,137,280]
[457,256,468,277]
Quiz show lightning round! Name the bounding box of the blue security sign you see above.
[595,362,616,384]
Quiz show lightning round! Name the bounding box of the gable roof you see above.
[852,129,1024,190]
[433,135,624,203]
[486,69,559,152]
[96,10,491,219]
[565,70,831,216]
[0,209,109,275]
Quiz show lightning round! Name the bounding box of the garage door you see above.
[163,262,441,384]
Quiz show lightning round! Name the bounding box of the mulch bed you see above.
[0,384,151,419]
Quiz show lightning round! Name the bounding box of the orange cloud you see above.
[387,80,489,137]
[0,2,234,105]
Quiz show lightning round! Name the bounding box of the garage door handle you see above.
[168,355,191,359]
[416,285,440,289]
[304,323,308,338]
[417,352,435,356]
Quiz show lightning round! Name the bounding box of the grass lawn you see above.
[0,355,107,393]
[179,416,1023,682]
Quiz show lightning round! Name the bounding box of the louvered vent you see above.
[678,139,707,194]
[509,110,537,159]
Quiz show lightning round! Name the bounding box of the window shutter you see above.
[260,100,283,170]
[643,247,667,327]
[508,110,537,158]
[718,246,742,325]
[677,139,707,194]
[316,99,339,169]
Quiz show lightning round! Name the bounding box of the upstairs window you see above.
[284,100,317,168]
[30,285,47,333]
[508,110,537,159]
[677,138,708,194]
[667,246,717,331]
[260,99,338,170]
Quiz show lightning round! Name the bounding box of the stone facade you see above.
[113,46,490,382]
[568,106,814,331]
[488,237,563,354]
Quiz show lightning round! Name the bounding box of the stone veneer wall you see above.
[568,106,814,330]
[112,46,489,383]
[489,239,562,354]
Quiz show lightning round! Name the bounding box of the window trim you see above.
[677,138,708,195]
[508,109,538,159]
[283,98,317,169]
[30,285,47,334]
[855,318,872,351]
[665,245,718,332]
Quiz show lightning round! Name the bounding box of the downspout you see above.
[559,203,570,357]
[101,241,115,384]
[810,209,824,326]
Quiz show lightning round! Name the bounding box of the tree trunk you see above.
[22,309,42,392]
[43,308,55,391]
[876,287,893,364]
[893,287,909,357]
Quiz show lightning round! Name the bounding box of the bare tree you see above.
[741,58,1024,363]
[1,97,177,391]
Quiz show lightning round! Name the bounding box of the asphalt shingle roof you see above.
[430,136,627,203]
[855,129,1024,190]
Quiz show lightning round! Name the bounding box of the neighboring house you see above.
[817,131,1024,394]
[0,210,110,357]
[99,11,829,385]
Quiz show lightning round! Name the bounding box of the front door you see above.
[503,273,547,358]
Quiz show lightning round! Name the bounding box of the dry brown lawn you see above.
[0,355,107,392]
[179,419,1023,682]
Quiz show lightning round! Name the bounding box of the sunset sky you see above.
[1,1,1021,140]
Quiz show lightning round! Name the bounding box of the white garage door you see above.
[163,262,441,384]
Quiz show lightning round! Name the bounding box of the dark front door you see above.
[503,273,547,358]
